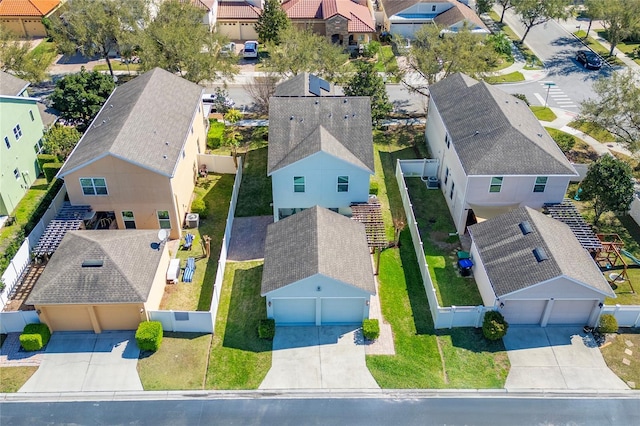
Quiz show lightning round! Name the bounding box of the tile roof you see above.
[268,95,374,174]
[26,230,166,305]
[433,1,487,31]
[282,0,375,32]
[381,0,450,18]
[468,207,615,298]
[0,70,29,96]
[429,73,577,176]
[261,206,376,295]
[274,73,335,97]
[0,0,61,16]
[59,68,203,178]
[187,0,216,11]
[217,1,261,19]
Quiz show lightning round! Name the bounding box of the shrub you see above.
[252,126,268,142]
[43,164,62,183]
[258,318,275,340]
[482,311,509,341]
[369,181,379,195]
[19,323,51,351]
[363,41,381,58]
[190,198,209,219]
[37,153,59,170]
[598,314,618,333]
[512,93,530,106]
[362,318,380,340]
[551,131,576,152]
[135,321,163,351]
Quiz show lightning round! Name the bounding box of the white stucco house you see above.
[261,206,376,325]
[469,206,614,326]
[425,73,579,234]
[268,90,374,222]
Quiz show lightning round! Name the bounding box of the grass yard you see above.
[137,332,212,390]
[530,106,557,122]
[595,30,640,66]
[0,367,38,393]
[568,120,615,143]
[484,71,524,84]
[205,260,272,389]
[159,173,235,311]
[93,61,141,73]
[601,328,640,389]
[235,144,272,217]
[207,119,225,150]
[573,31,625,67]
[372,45,398,74]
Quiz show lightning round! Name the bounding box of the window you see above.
[121,211,136,229]
[13,124,22,140]
[444,166,449,185]
[445,133,451,148]
[450,181,455,200]
[34,139,43,153]
[4,136,10,149]
[534,176,548,193]
[490,177,503,193]
[13,168,20,180]
[80,177,108,195]
[157,210,171,229]
[337,176,349,192]
[29,110,34,121]
[432,5,437,11]
[294,176,305,193]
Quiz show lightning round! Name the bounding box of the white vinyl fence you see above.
[396,160,493,329]
[198,154,237,174]
[601,305,640,328]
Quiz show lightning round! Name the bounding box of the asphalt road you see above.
[2,394,639,425]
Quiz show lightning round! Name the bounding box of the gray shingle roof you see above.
[429,73,577,176]
[261,206,376,295]
[58,68,203,178]
[0,71,29,96]
[468,206,614,298]
[274,73,335,97]
[268,96,374,174]
[26,230,166,305]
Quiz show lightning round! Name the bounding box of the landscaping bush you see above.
[362,318,380,340]
[252,126,268,141]
[598,314,618,334]
[37,153,58,170]
[258,318,275,340]
[19,323,51,351]
[369,181,379,195]
[190,198,209,219]
[207,120,225,150]
[551,131,576,152]
[43,163,62,183]
[512,93,530,106]
[135,321,163,352]
[482,311,509,341]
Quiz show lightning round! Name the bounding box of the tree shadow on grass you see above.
[437,327,506,354]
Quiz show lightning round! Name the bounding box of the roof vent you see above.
[315,100,319,104]
[109,104,113,108]
[82,259,103,267]
[474,131,479,136]
[165,141,169,145]
[344,115,349,119]
[343,99,348,103]
[519,220,532,235]
[163,155,167,159]
[533,247,549,262]
[290,115,295,120]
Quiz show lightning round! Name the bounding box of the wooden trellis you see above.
[544,199,603,251]
[351,201,387,275]
[33,203,92,257]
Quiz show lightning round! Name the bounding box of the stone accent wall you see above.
[326,15,349,45]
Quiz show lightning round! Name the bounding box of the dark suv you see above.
[576,50,602,70]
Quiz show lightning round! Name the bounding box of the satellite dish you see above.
[157,229,169,243]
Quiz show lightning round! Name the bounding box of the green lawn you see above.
[205,260,272,389]
[573,31,625,67]
[207,120,225,150]
[0,367,38,393]
[160,173,235,311]
[29,40,57,70]
[137,332,212,390]
[595,30,640,66]
[484,71,524,84]
[601,328,640,389]
[372,45,398,74]
[489,55,515,72]
[93,61,141,73]
[235,144,272,217]
[568,120,615,143]
[530,106,557,122]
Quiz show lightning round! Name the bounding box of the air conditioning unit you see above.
[186,213,199,228]
[426,176,440,189]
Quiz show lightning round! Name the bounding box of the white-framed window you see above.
[432,5,437,12]
[445,133,451,148]
[450,181,455,199]
[29,110,34,121]
[444,166,449,185]
[294,176,305,193]
[490,177,503,193]
[337,176,349,192]
[534,176,548,193]
[13,124,22,140]
[13,168,20,180]
[4,136,10,149]
[121,211,136,229]
[80,177,108,195]
[157,210,171,229]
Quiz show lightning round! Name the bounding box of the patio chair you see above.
[183,233,194,251]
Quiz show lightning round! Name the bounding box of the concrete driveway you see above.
[503,327,628,391]
[19,331,142,393]
[259,326,379,389]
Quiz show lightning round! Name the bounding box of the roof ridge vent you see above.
[533,247,549,262]
[519,220,532,235]
[82,259,104,267]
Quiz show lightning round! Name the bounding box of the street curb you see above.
[566,32,614,70]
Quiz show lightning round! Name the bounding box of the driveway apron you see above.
[19,331,142,392]
[503,327,629,391]
[259,326,379,389]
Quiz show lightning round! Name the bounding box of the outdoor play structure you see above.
[594,233,636,293]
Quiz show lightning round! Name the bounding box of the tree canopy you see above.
[582,0,606,36]
[511,0,570,43]
[580,155,634,226]
[476,0,494,15]
[599,0,640,56]
[0,27,54,83]
[49,68,115,131]
[42,124,82,160]
[580,71,640,151]
[343,61,392,127]
[496,0,514,23]
[255,0,290,45]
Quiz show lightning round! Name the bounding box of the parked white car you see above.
[243,41,258,59]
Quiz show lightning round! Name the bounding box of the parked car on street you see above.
[202,93,235,113]
[243,41,258,59]
[575,50,602,70]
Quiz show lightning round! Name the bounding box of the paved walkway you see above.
[0,333,45,367]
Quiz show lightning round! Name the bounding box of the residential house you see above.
[268,92,374,221]
[425,73,578,234]
[273,72,336,97]
[261,206,376,325]
[26,230,171,333]
[468,206,615,326]
[0,71,45,216]
[379,0,488,38]
[215,0,262,40]
[0,0,65,38]
[57,67,208,239]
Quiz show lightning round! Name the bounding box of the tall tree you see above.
[255,0,290,45]
[137,1,237,84]
[580,155,634,227]
[400,25,500,96]
[0,27,54,83]
[580,71,640,151]
[582,0,605,37]
[49,68,116,131]
[343,61,392,127]
[48,0,148,79]
[243,74,279,116]
[42,125,82,160]
[496,0,514,23]
[476,0,494,15]
[599,0,640,56]
[511,0,570,43]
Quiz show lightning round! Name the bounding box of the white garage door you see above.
[390,24,421,39]
[501,300,547,325]
[272,298,315,325]
[547,300,596,325]
[321,298,365,325]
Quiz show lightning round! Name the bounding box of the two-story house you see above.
[425,73,578,234]
[0,71,46,217]
[57,67,208,239]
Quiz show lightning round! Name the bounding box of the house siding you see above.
[469,242,496,307]
[465,175,570,209]
[503,276,608,301]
